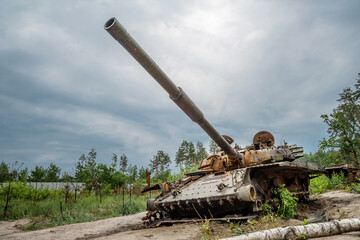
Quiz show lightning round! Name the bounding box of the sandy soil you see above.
[1,190,359,240]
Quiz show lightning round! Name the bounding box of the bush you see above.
[0,181,54,201]
[310,172,348,194]
[273,185,298,219]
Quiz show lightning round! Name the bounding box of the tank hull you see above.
[143,160,324,225]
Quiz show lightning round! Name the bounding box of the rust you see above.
[253,131,275,148]
[325,164,360,183]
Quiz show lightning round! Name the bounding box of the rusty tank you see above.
[104,17,324,225]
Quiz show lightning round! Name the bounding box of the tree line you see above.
[0,139,221,188]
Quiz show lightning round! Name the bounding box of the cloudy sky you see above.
[1,0,359,174]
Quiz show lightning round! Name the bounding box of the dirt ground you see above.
[1,190,360,240]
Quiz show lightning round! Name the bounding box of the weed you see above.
[199,218,213,240]
[302,218,308,225]
[261,201,274,216]
[228,216,278,236]
[310,172,349,194]
[340,212,348,219]
[295,233,309,239]
[274,185,298,219]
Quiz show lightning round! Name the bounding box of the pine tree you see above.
[75,153,86,179]
[195,141,208,164]
[175,140,188,168]
[29,165,46,182]
[86,148,97,169]
[120,154,128,174]
[186,142,196,167]
[45,163,61,182]
[149,150,171,176]
[111,153,118,171]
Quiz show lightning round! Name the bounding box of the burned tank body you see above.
[104,17,324,225]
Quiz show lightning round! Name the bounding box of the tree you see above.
[138,166,147,181]
[111,153,118,171]
[75,148,98,183]
[45,163,61,182]
[320,73,360,165]
[61,171,75,182]
[86,148,97,169]
[96,163,112,184]
[1,161,22,220]
[185,142,196,167]
[209,140,221,155]
[29,165,46,182]
[17,168,28,182]
[128,165,138,182]
[119,154,128,174]
[111,171,127,188]
[195,141,208,164]
[175,140,188,168]
[75,153,86,180]
[0,161,10,182]
[149,150,171,178]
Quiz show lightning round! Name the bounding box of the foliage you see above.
[45,163,61,182]
[111,153,118,170]
[273,185,298,219]
[149,150,171,181]
[302,150,344,167]
[0,161,10,182]
[175,140,188,168]
[18,168,28,182]
[349,181,360,193]
[29,166,47,182]
[320,73,360,165]
[168,165,198,182]
[195,141,208,165]
[175,140,208,168]
[0,193,148,228]
[119,154,128,174]
[310,173,348,194]
[261,201,275,216]
[199,218,213,240]
[227,217,276,236]
[0,181,52,201]
[303,218,308,225]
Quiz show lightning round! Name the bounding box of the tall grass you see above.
[0,182,150,229]
[309,172,357,194]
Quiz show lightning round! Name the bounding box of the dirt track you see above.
[1,190,360,240]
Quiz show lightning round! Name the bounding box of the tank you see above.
[104,17,324,226]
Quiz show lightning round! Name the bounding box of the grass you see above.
[0,193,149,230]
[309,172,360,194]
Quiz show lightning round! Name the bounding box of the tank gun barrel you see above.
[104,17,240,161]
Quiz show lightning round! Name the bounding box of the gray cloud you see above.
[1,0,359,172]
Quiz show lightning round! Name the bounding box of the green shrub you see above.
[310,172,348,194]
[261,201,274,216]
[0,181,55,201]
[274,185,298,219]
[310,175,330,194]
[328,172,347,189]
